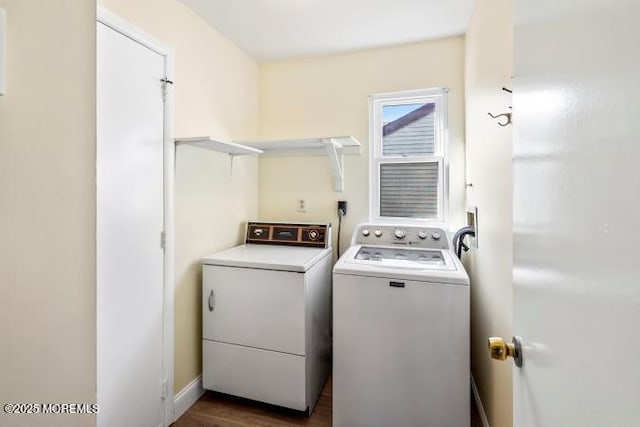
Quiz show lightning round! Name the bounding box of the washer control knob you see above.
[394,228,406,239]
[308,230,319,240]
[418,230,428,240]
[432,232,441,241]
[374,229,383,238]
[254,228,264,236]
[361,229,370,237]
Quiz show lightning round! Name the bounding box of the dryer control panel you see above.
[246,222,331,248]
[352,224,449,250]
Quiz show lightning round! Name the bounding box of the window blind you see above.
[379,162,439,218]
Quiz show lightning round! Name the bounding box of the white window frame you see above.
[369,87,449,225]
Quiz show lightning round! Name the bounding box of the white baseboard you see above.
[173,375,205,421]
[471,374,490,427]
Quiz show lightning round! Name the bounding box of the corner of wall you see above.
[464,0,514,426]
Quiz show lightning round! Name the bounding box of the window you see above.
[369,88,448,223]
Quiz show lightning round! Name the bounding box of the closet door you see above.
[97,20,165,427]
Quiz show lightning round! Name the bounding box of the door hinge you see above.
[160,77,173,101]
[160,231,166,249]
[161,379,168,399]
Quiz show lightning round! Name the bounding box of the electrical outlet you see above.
[338,200,347,216]
[297,198,306,213]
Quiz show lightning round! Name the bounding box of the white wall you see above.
[0,1,96,426]
[258,38,466,251]
[464,1,513,426]
[98,0,260,394]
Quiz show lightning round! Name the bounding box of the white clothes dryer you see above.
[332,224,470,427]
[202,222,332,414]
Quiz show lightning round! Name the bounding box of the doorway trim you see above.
[96,7,176,425]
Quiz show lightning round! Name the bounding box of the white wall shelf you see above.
[235,136,360,157]
[235,136,361,192]
[175,137,263,156]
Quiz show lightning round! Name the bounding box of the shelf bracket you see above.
[323,138,345,192]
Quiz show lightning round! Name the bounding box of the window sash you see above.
[369,88,449,224]
[372,93,445,159]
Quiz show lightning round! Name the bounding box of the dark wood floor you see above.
[173,377,484,427]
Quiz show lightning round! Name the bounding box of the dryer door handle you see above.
[208,289,215,312]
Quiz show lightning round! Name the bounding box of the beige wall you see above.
[464,1,513,426]
[258,38,466,251]
[0,1,96,426]
[98,0,260,394]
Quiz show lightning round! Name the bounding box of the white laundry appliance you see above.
[333,224,470,427]
[201,222,332,414]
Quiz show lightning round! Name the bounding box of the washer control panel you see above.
[246,222,331,248]
[354,224,449,249]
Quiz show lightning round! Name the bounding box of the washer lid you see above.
[202,244,332,272]
[350,246,456,271]
[334,245,469,285]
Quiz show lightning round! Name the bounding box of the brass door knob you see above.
[488,336,523,367]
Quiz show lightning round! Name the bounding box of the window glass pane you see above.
[382,102,436,156]
[379,162,439,218]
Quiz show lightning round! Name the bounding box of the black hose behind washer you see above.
[453,226,476,259]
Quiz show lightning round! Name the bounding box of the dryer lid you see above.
[202,244,332,272]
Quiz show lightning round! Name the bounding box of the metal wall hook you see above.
[488,112,512,126]
[487,86,513,126]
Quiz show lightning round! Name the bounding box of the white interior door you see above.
[97,21,165,427]
[513,1,640,426]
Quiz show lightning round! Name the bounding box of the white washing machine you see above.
[333,224,470,427]
[201,222,332,414]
